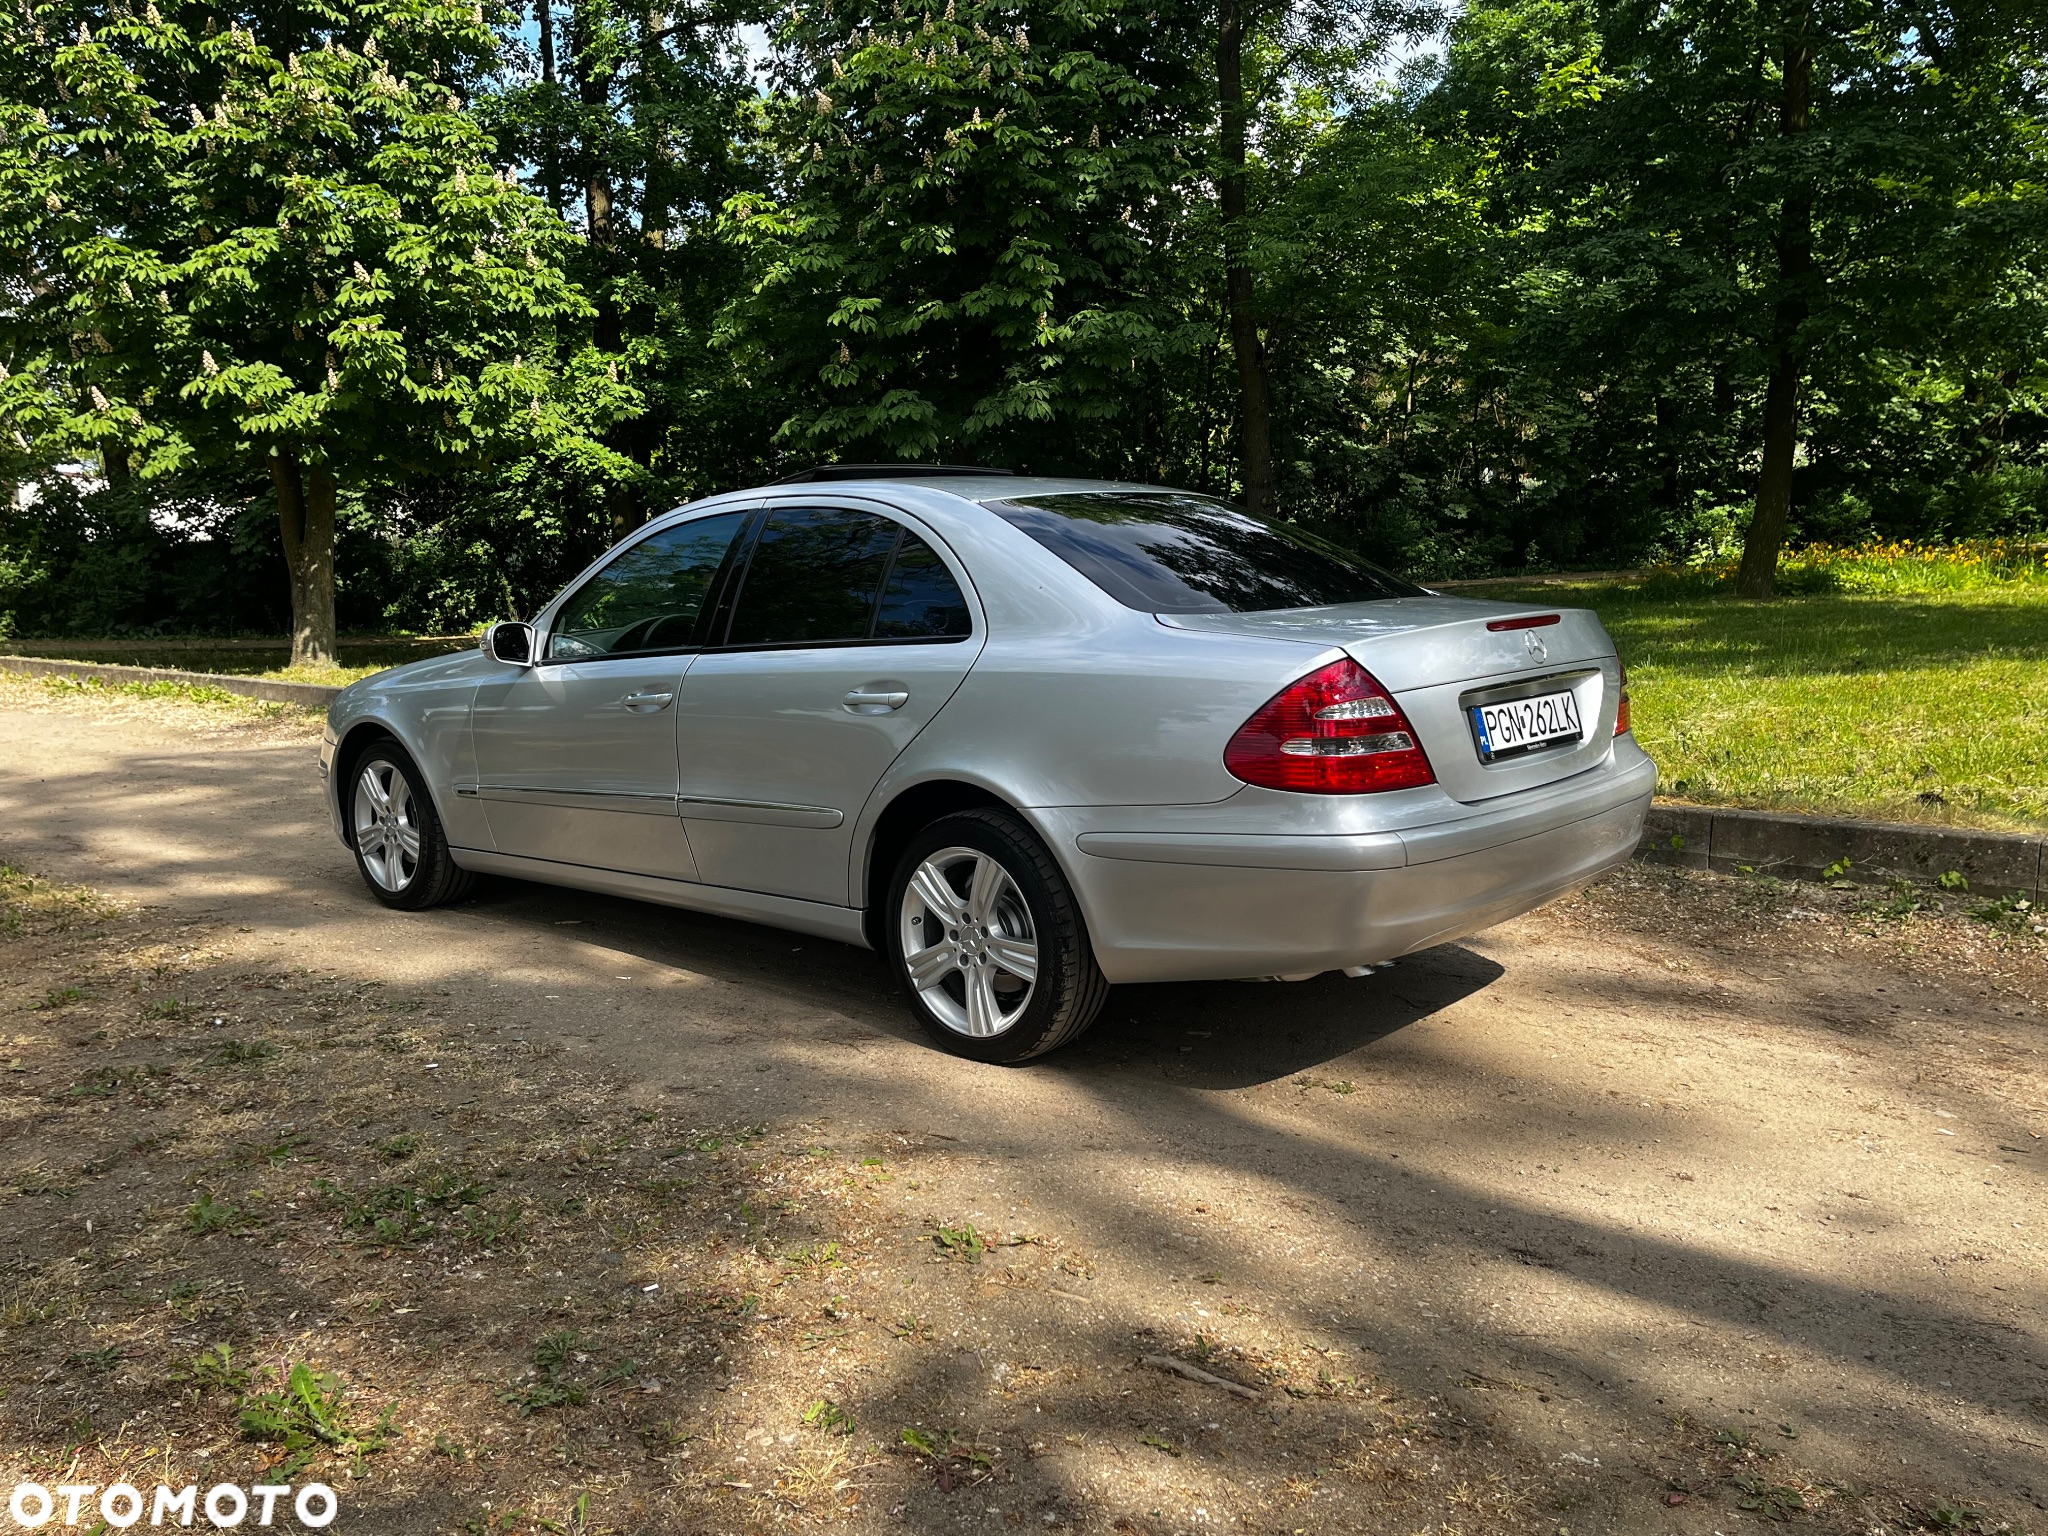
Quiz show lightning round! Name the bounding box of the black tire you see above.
[885,809,1108,1063]
[344,738,476,911]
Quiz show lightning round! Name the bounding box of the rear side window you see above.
[548,511,750,660]
[984,492,1424,614]
[724,507,972,646]
[875,533,971,638]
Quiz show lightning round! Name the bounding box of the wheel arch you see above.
[858,778,1018,952]
[332,718,439,850]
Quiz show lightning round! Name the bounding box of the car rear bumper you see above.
[1040,743,1655,984]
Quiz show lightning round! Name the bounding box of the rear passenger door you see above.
[674,501,982,905]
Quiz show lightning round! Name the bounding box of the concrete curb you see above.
[0,654,342,709]
[1638,803,2042,901]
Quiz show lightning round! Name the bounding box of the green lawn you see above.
[1460,568,2048,833]
[10,555,2047,834]
[0,635,475,688]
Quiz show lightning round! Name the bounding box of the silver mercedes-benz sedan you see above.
[320,468,1654,1061]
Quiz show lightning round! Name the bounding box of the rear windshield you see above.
[983,492,1425,614]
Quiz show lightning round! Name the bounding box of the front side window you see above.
[983,492,1425,614]
[548,511,750,660]
[722,507,972,647]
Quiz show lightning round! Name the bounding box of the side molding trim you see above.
[448,848,871,949]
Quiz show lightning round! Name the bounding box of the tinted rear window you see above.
[983,492,1424,614]
[874,533,972,638]
[719,508,973,647]
[727,507,901,646]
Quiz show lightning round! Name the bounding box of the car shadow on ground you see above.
[456,873,1496,1088]
[1061,953,1502,1088]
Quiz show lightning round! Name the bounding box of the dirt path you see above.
[1,678,2043,1535]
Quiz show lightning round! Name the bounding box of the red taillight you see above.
[1614,661,1632,735]
[1224,659,1437,794]
[1486,614,1561,632]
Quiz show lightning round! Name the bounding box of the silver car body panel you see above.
[671,493,987,904]
[453,848,871,945]
[324,473,1654,984]
[470,653,699,879]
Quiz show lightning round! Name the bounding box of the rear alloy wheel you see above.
[888,809,1107,1063]
[348,741,475,910]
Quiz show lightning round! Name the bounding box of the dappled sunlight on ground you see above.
[0,689,2042,1534]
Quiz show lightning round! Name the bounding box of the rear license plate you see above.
[1470,689,1583,762]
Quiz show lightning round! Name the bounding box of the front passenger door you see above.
[675,504,982,904]
[470,510,751,878]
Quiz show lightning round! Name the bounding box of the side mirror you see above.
[485,621,536,667]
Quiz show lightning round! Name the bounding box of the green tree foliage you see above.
[1432,0,2048,590]
[2,0,634,659]
[719,0,1212,467]
[478,0,775,513]
[3,0,2045,643]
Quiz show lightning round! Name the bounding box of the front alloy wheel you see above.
[353,758,423,893]
[345,740,475,910]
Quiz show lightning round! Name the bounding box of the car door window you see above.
[874,532,972,638]
[548,512,750,661]
[725,508,902,647]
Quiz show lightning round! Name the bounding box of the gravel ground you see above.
[0,674,2042,1536]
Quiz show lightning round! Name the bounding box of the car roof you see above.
[761,472,1159,503]
[645,475,1182,541]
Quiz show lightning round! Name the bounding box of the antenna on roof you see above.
[771,463,1017,484]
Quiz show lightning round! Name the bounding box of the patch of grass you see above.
[260,663,391,685]
[184,1191,248,1234]
[1912,1496,1994,1532]
[929,1222,985,1263]
[321,1167,515,1249]
[500,1330,593,1415]
[802,1396,856,1435]
[33,673,306,717]
[1467,562,2048,831]
[0,864,118,935]
[0,634,473,679]
[898,1425,996,1488]
[1732,1472,1808,1520]
[1294,1075,1357,1095]
[237,1361,397,1477]
[56,1064,167,1103]
[210,1036,282,1066]
[185,1343,251,1393]
[238,1130,312,1165]
[13,1164,76,1198]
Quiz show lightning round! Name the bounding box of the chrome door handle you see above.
[622,690,675,712]
[843,690,909,712]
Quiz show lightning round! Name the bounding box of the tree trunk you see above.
[1217,0,1275,519]
[1735,5,1814,600]
[537,0,563,211]
[575,0,616,246]
[1655,395,1681,513]
[641,4,670,248]
[271,451,337,667]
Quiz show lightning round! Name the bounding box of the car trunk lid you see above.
[1157,597,1622,804]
